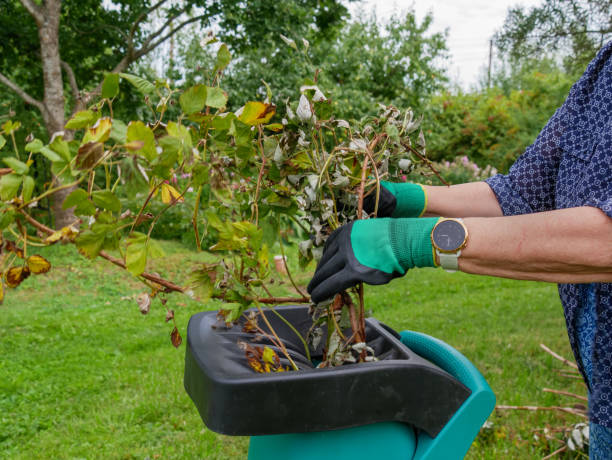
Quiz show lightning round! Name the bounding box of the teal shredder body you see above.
[248,330,496,460]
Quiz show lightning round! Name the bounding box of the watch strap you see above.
[437,249,461,272]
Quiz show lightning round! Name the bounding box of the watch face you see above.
[432,220,466,252]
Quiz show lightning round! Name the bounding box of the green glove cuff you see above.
[381,181,427,218]
[389,217,438,270]
[351,217,438,276]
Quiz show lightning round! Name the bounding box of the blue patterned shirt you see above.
[485,41,612,427]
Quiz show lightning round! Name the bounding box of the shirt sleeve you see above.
[485,107,566,216]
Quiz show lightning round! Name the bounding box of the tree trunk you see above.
[38,0,77,229]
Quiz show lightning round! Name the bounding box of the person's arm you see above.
[458,206,612,283]
[421,182,503,218]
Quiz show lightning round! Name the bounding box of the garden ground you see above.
[0,241,586,459]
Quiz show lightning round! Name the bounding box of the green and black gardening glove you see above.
[307,217,439,304]
[363,181,428,218]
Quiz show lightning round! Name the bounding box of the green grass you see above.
[0,242,585,459]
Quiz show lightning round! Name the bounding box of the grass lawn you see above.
[0,241,586,459]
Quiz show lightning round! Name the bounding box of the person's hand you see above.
[307,217,439,303]
[362,181,427,218]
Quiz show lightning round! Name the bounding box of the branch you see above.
[135,14,207,58]
[401,141,450,186]
[61,61,81,108]
[495,405,587,418]
[0,71,47,114]
[17,208,311,304]
[542,387,588,402]
[129,0,170,40]
[19,0,44,26]
[540,343,579,370]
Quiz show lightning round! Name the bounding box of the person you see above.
[307,41,612,459]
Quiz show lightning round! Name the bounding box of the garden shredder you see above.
[184,306,496,460]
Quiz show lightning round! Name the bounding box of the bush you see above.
[424,68,573,172]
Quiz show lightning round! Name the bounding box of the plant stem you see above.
[278,233,307,298]
[401,141,449,186]
[129,182,160,236]
[266,306,311,362]
[252,126,266,225]
[192,185,202,251]
[254,301,299,371]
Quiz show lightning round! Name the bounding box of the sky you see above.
[347,0,543,89]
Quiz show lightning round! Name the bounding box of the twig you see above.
[265,306,311,362]
[542,445,567,460]
[254,301,298,371]
[540,344,579,370]
[543,388,588,402]
[495,405,587,418]
[278,230,307,298]
[401,141,449,186]
[252,126,266,225]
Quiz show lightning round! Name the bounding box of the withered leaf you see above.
[26,255,51,274]
[4,240,23,258]
[160,183,184,204]
[165,309,174,323]
[44,225,78,244]
[0,280,4,304]
[242,311,259,333]
[75,141,104,170]
[170,326,182,348]
[136,292,151,315]
[239,340,287,373]
[5,266,30,288]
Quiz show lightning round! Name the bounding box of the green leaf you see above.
[0,174,22,200]
[49,134,71,161]
[25,139,43,153]
[179,85,207,115]
[191,163,209,186]
[76,230,105,259]
[101,73,119,99]
[0,135,5,150]
[21,176,34,202]
[214,44,231,73]
[110,119,128,144]
[62,188,88,210]
[206,87,227,109]
[125,232,147,276]
[0,208,15,229]
[38,146,62,163]
[1,120,20,135]
[119,73,155,94]
[3,157,28,175]
[91,190,121,212]
[126,121,156,161]
[211,112,236,131]
[147,238,165,259]
[65,110,97,130]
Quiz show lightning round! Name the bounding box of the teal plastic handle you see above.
[400,330,496,460]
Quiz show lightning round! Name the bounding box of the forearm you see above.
[422,182,503,218]
[457,207,612,283]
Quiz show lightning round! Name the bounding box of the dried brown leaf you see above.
[136,292,151,315]
[75,141,104,170]
[165,309,174,322]
[4,240,23,258]
[5,266,30,288]
[170,326,182,348]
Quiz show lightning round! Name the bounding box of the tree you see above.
[181,9,448,121]
[494,0,612,76]
[0,0,349,228]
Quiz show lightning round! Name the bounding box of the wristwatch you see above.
[431,218,469,272]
